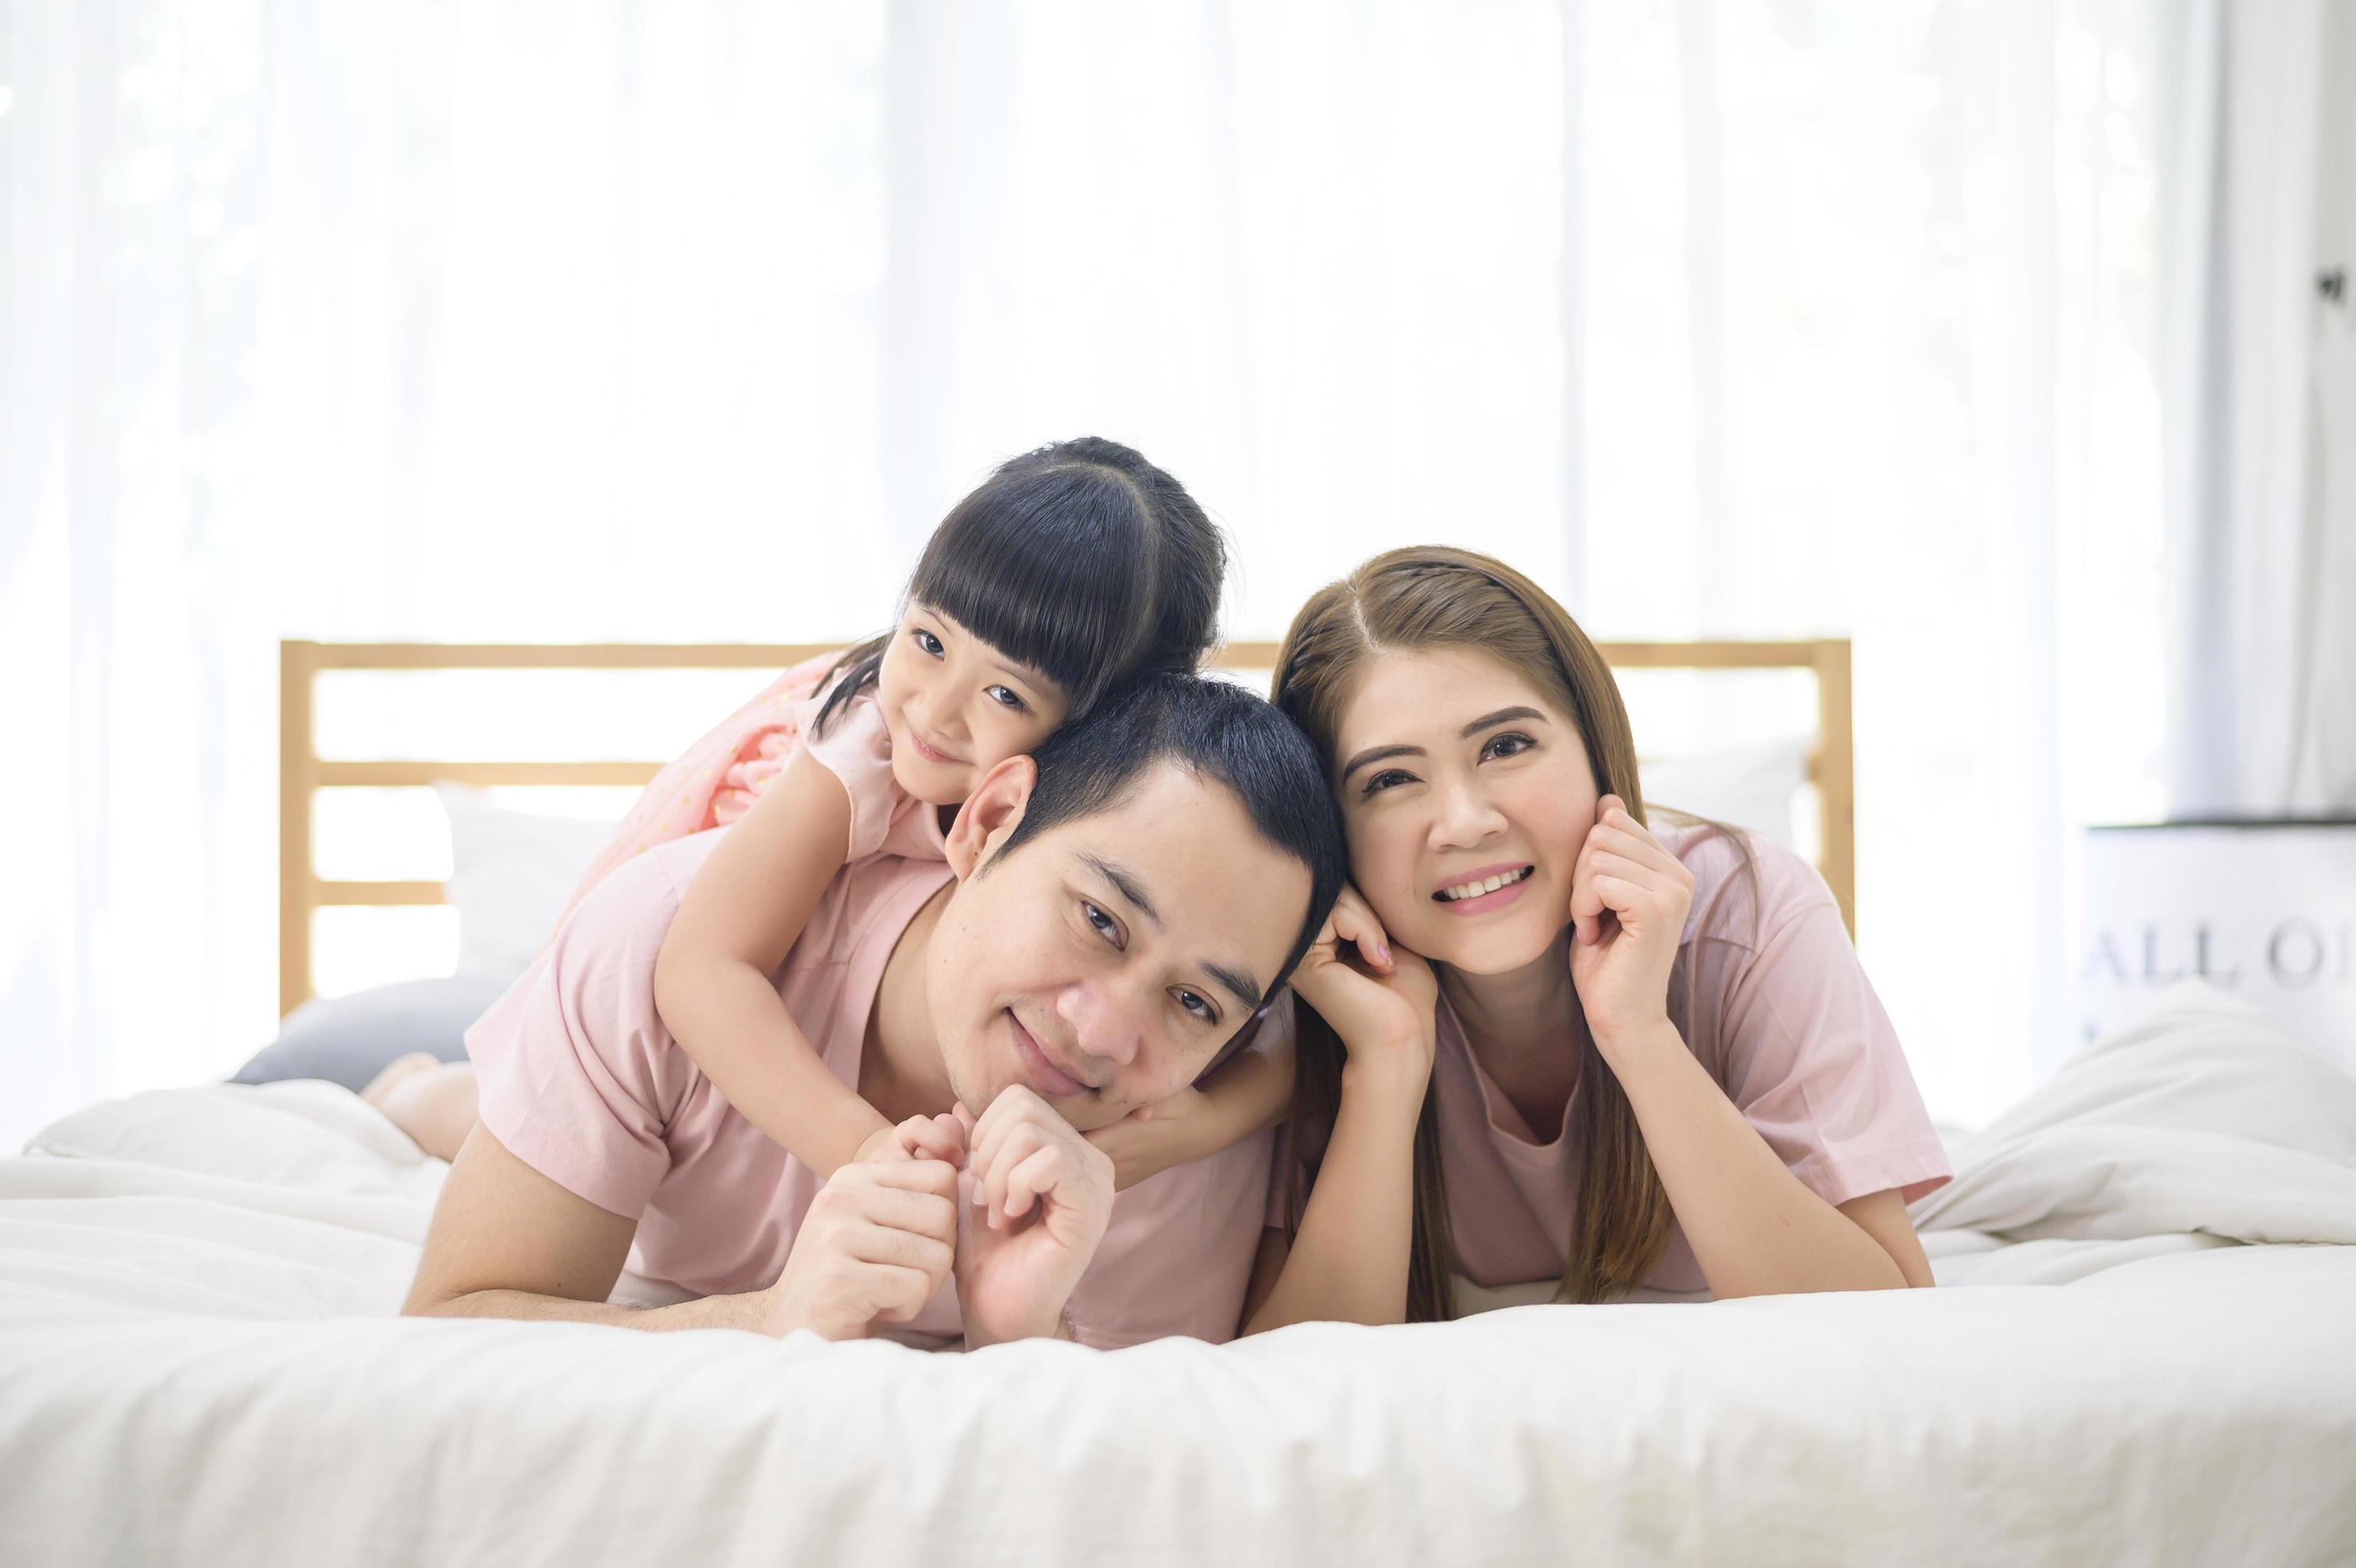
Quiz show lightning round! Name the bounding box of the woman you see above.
[1242,546,1949,1331]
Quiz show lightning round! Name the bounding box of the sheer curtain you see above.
[5,0,2170,1146]
[2158,0,2356,815]
[1565,2,2169,1116]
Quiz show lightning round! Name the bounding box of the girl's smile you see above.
[875,604,1068,804]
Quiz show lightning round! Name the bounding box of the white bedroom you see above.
[3,2,2354,1562]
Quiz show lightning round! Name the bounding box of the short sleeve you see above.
[794,691,906,862]
[782,692,946,866]
[1703,856,1952,1209]
[465,841,710,1219]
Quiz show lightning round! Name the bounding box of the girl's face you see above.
[1330,647,1598,974]
[876,603,1070,805]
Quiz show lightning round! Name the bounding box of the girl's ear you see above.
[943,754,1038,879]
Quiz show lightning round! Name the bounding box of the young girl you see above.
[589,438,1293,1190]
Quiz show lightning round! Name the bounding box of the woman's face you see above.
[1330,647,1598,974]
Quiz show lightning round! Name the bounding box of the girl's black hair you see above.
[812,437,1226,736]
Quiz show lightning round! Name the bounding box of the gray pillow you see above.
[229,974,518,1092]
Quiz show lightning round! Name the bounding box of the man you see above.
[402,673,1344,1349]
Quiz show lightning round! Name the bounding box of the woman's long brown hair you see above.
[1271,546,1703,1317]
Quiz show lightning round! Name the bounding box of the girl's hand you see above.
[1084,1087,1212,1191]
[1286,883,1438,1085]
[854,1112,968,1168]
[1567,795,1694,1051]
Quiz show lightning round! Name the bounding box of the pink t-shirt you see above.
[796,690,951,863]
[467,831,1274,1348]
[1434,822,1951,1298]
[560,660,943,925]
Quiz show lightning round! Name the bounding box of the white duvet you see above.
[3,984,2354,1566]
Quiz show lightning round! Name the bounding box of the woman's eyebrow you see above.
[1461,706,1546,737]
[1339,742,1423,782]
[1340,707,1548,782]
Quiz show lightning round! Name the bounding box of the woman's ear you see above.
[943,754,1038,878]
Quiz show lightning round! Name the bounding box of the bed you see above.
[5,642,2353,1563]
[4,984,2353,1562]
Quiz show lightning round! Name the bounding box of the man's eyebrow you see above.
[1081,853,1162,930]
[1082,852,1265,1010]
[1462,706,1547,738]
[1202,961,1265,1012]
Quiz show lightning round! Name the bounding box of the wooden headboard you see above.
[279,638,1853,1014]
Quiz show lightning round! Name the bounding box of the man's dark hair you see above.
[992,670,1346,1007]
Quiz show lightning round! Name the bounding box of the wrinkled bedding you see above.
[3,984,2352,1565]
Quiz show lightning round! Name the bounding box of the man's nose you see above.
[1055,980,1146,1074]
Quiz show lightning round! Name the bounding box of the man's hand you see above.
[954,1088,1114,1347]
[753,1158,960,1341]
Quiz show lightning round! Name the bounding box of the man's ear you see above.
[943,754,1038,879]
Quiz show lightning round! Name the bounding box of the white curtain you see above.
[2159,0,2356,815]
[6,0,2178,1146]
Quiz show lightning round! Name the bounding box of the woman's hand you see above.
[1286,882,1438,1087]
[1567,794,1694,1053]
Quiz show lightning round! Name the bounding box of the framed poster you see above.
[2078,819,2356,1070]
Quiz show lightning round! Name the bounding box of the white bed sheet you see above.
[3,984,2354,1566]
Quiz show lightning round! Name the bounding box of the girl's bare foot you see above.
[362,1055,481,1162]
[362,1052,442,1109]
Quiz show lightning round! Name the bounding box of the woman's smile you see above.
[1432,862,1537,913]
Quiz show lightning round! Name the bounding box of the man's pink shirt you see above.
[467,831,1274,1347]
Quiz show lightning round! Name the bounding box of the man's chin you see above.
[1052,1098,1130,1135]
[957,1059,1126,1133]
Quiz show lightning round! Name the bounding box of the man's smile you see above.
[1006,1008,1091,1098]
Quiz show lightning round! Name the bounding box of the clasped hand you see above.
[762,1089,1112,1345]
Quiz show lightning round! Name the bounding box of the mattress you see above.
[2,984,2352,1565]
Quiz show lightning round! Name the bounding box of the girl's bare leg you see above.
[362,1054,481,1162]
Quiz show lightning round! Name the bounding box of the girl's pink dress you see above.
[560,649,848,922]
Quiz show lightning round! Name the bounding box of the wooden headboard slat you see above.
[316,761,667,788]
[279,638,1855,1014]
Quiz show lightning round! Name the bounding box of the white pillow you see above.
[435,783,622,978]
[1638,738,1810,847]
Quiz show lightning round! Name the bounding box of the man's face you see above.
[926,761,1310,1133]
